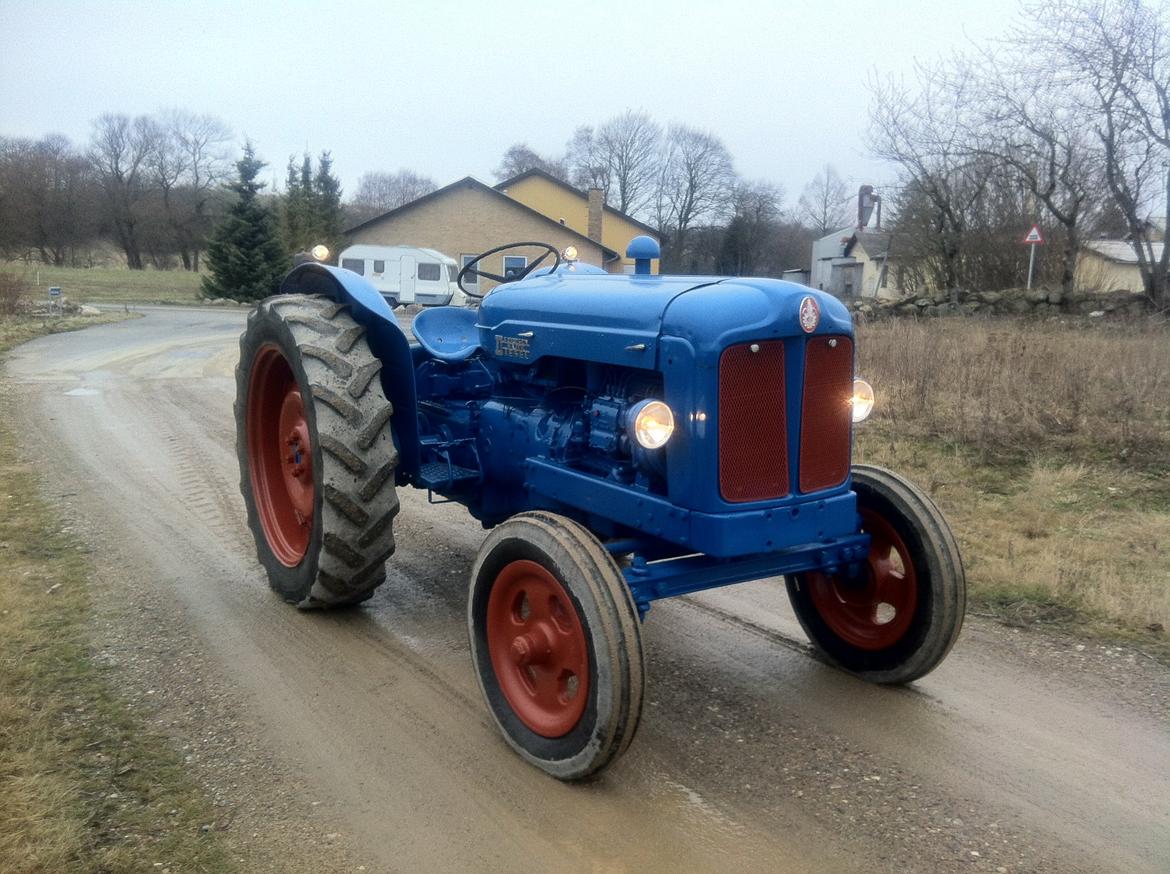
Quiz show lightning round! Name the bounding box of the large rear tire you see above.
[236,295,399,607]
[787,465,965,684]
[468,512,645,780]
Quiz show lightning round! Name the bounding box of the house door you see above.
[398,256,416,302]
[830,263,861,298]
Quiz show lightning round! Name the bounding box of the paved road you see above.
[6,306,1168,872]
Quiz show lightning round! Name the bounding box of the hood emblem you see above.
[799,296,820,333]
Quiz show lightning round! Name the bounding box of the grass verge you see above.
[3,262,203,305]
[855,316,1170,650]
[0,314,233,872]
[856,428,1170,655]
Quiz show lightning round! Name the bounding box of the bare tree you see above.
[868,61,996,295]
[654,124,737,269]
[89,113,160,269]
[797,164,852,234]
[0,134,96,264]
[1033,0,1169,305]
[718,180,784,275]
[150,110,232,270]
[567,110,662,217]
[493,143,568,182]
[350,169,437,222]
[966,47,1109,293]
[565,125,609,192]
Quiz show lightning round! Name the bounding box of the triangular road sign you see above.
[1023,224,1045,244]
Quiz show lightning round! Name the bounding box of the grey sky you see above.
[2,0,1023,211]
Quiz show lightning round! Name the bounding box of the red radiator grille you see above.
[719,340,789,503]
[799,336,853,492]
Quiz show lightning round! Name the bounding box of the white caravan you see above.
[337,245,465,308]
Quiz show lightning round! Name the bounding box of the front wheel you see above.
[787,465,965,684]
[468,512,644,780]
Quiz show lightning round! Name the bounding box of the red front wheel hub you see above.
[807,509,918,650]
[485,560,590,737]
[247,345,314,566]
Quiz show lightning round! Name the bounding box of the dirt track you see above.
[6,306,1169,873]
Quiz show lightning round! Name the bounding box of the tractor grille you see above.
[718,340,789,502]
[799,336,853,492]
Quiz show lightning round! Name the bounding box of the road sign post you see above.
[1022,225,1045,289]
[48,286,62,316]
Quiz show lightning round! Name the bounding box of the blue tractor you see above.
[235,238,965,780]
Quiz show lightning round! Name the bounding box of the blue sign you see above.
[48,286,61,297]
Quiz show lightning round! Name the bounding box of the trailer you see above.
[336,244,465,308]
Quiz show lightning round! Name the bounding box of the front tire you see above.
[236,295,399,607]
[787,465,965,684]
[468,512,645,780]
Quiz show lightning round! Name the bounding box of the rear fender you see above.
[280,263,420,476]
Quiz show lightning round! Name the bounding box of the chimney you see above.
[587,187,604,243]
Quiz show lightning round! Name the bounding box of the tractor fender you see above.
[280,263,420,477]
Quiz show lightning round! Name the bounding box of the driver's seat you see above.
[412,306,481,362]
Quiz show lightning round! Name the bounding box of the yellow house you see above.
[495,169,662,274]
[1076,240,1165,293]
[345,177,620,294]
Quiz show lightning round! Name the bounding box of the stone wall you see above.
[844,286,1153,320]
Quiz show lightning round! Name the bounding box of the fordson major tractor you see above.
[235,237,965,780]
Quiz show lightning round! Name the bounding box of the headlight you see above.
[627,399,674,449]
[562,245,579,262]
[310,244,330,261]
[850,378,875,423]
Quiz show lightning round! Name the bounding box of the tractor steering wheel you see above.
[457,242,561,299]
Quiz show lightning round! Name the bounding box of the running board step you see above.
[417,461,479,491]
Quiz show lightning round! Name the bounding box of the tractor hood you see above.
[477,271,852,368]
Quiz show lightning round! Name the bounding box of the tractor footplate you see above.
[418,461,480,490]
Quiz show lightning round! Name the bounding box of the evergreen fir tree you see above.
[202,143,288,302]
[313,150,344,257]
[281,156,307,253]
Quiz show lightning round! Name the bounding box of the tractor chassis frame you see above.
[612,533,871,619]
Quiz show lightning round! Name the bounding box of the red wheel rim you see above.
[485,560,590,738]
[807,508,918,650]
[246,345,314,567]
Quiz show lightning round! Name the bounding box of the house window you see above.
[418,262,441,282]
[461,254,478,286]
[503,255,528,280]
[373,260,385,274]
[341,258,364,275]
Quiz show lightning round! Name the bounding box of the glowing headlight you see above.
[850,378,875,423]
[627,399,674,449]
[310,244,330,262]
[562,245,579,262]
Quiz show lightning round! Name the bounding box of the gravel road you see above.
[6,305,1168,873]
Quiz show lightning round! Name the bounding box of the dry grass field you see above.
[855,317,1170,637]
[1,263,203,305]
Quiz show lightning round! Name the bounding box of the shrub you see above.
[0,272,31,316]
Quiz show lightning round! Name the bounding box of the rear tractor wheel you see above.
[468,512,645,780]
[235,294,399,607]
[787,465,965,684]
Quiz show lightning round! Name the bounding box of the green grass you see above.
[0,314,234,872]
[3,262,203,305]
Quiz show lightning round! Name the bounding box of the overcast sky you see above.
[1,0,1025,209]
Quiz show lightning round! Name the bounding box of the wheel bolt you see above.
[511,629,551,666]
